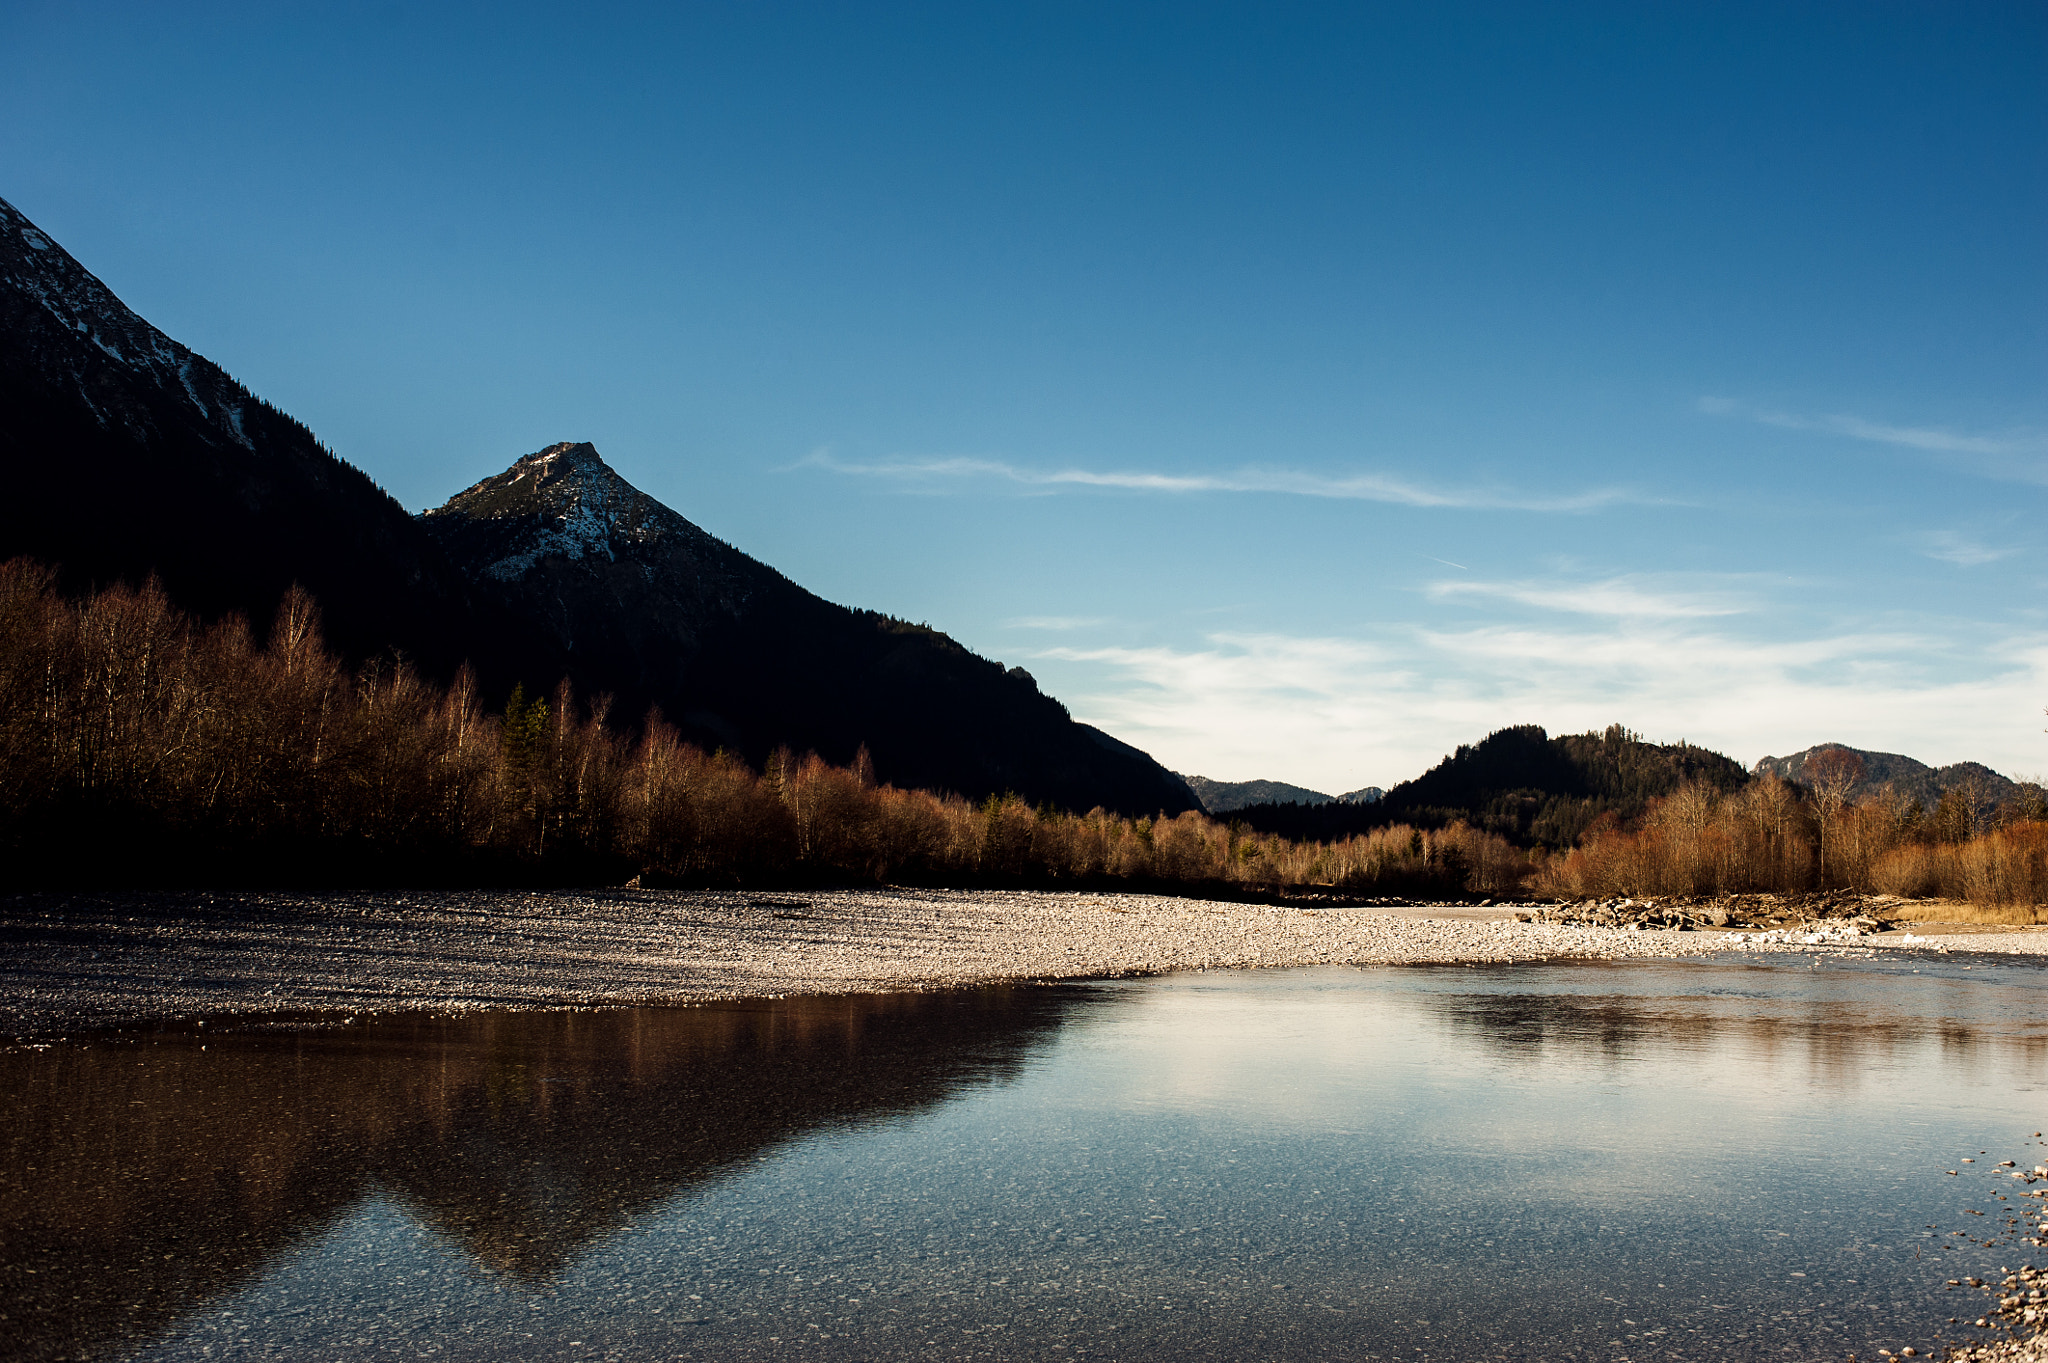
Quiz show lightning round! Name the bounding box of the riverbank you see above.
[7,886,2048,1039]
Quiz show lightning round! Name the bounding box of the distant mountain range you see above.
[1228,728,2034,846]
[1177,775,1383,814]
[1754,744,2019,811]
[0,195,1196,818]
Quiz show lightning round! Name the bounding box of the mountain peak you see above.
[495,440,622,503]
[518,440,607,472]
[425,441,688,583]
[422,441,769,638]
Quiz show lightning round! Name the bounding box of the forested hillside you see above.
[1232,724,1750,848]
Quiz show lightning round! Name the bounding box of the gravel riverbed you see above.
[7,886,2047,1039]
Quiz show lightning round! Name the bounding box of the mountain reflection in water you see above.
[8,958,2047,1363]
[0,987,1073,1363]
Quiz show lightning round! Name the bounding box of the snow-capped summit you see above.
[426,442,729,582]
[476,444,628,577]
[422,441,770,634]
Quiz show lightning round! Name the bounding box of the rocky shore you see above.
[1935,1153,2048,1362]
[1945,1337,2048,1361]
[1943,1266,2048,1362]
[1516,889,2000,931]
[6,885,2046,1039]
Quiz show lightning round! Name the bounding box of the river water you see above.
[5,953,2047,1362]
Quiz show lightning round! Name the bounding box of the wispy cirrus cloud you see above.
[1700,396,2048,473]
[796,450,1638,513]
[1425,574,1752,619]
[1006,615,1110,631]
[1918,530,2014,568]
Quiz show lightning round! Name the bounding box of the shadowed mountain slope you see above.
[1231,724,1748,848]
[0,194,501,676]
[423,443,1198,815]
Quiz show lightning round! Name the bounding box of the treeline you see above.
[7,559,2042,908]
[1535,771,2048,906]
[1232,719,2048,909]
[0,560,1522,895]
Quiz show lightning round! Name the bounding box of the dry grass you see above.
[1885,899,2048,926]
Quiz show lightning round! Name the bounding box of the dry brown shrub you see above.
[1869,842,1946,899]
[1958,822,2048,907]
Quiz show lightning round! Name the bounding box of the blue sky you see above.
[5,1,2043,790]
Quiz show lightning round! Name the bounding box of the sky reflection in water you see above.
[6,954,2046,1361]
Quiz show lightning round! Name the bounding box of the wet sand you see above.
[7,886,2046,1039]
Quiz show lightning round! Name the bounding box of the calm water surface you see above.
[6,954,2048,1361]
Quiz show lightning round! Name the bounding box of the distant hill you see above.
[1178,775,1333,814]
[1231,724,1748,848]
[1754,744,2019,810]
[0,196,1195,818]
[1177,777,1384,814]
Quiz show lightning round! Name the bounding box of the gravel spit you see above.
[6,886,2045,1039]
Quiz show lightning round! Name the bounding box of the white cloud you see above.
[797,449,1638,513]
[1033,620,2048,794]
